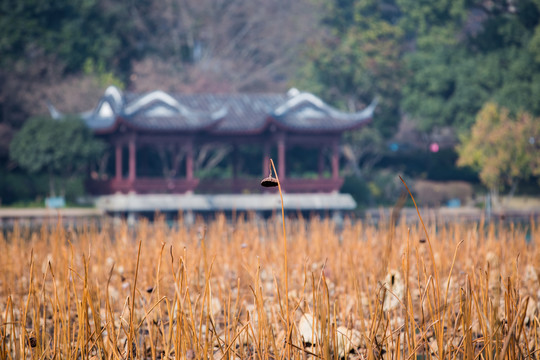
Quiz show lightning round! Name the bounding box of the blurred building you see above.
[51,86,374,196]
[48,86,378,215]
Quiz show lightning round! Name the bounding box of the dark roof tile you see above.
[67,86,374,134]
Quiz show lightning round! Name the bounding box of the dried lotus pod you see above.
[260,175,278,187]
[28,336,37,348]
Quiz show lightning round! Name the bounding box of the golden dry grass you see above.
[0,213,538,359]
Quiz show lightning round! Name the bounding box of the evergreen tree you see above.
[402,0,540,132]
[10,115,104,197]
[296,0,405,138]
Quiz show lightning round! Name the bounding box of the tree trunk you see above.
[341,144,362,177]
[507,179,518,202]
[195,144,231,174]
[490,187,499,210]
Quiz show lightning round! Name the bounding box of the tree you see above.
[127,0,320,93]
[9,115,105,197]
[401,0,540,132]
[457,102,540,201]
[295,0,405,138]
[0,0,125,165]
[0,0,135,74]
[341,126,384,177]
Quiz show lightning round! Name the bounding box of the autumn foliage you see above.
[457,102,540,194]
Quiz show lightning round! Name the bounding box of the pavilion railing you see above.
[87,177,343,195]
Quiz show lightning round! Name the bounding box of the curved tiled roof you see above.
[59,86,374,134]
[270,92,377,132]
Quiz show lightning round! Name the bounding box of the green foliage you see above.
[9,115,105,195]
[341,175,371,207]
[296,0,405,137]
[62,177,86,201]
[402,1,540,132]
[342,126,384,177]
[457,102,540,191]
[367,169,411,204]
[83,58,124,89]
[4,0,540,203]
[396,0,468,41]
[195,165,232,180]
[0,0,114,72]
[379,147,478,182]
[402,47,495,131]
[0,0,156,84]
[0,169,85,205]
[301,0,540,136]
[0,169,48,205]
[342,169,413,207]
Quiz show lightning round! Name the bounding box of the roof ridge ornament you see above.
[287,87,300,97]
[124,90,218,119]
[96,100,114,118]
[273,91,325,117]
[273,91,377,118]
[270,91,377,130]
[104,85,124,112]
[365,97,379,112]
[354,97,379,120]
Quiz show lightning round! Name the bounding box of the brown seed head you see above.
[28,336,37,348]
[260,175,278,187]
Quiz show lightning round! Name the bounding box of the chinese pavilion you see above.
[52,86,375,195]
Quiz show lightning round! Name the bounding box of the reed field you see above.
[0,211,539,359]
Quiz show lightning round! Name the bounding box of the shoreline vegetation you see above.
[0,214,538,359]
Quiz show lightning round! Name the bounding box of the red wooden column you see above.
[128,134,137,185]
[115,141,123,181]
[262,142,270,176]
[277,135,286,179]
[185,140,194,181]
[331,141,339,180]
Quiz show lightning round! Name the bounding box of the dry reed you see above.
[0,210,539,359]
